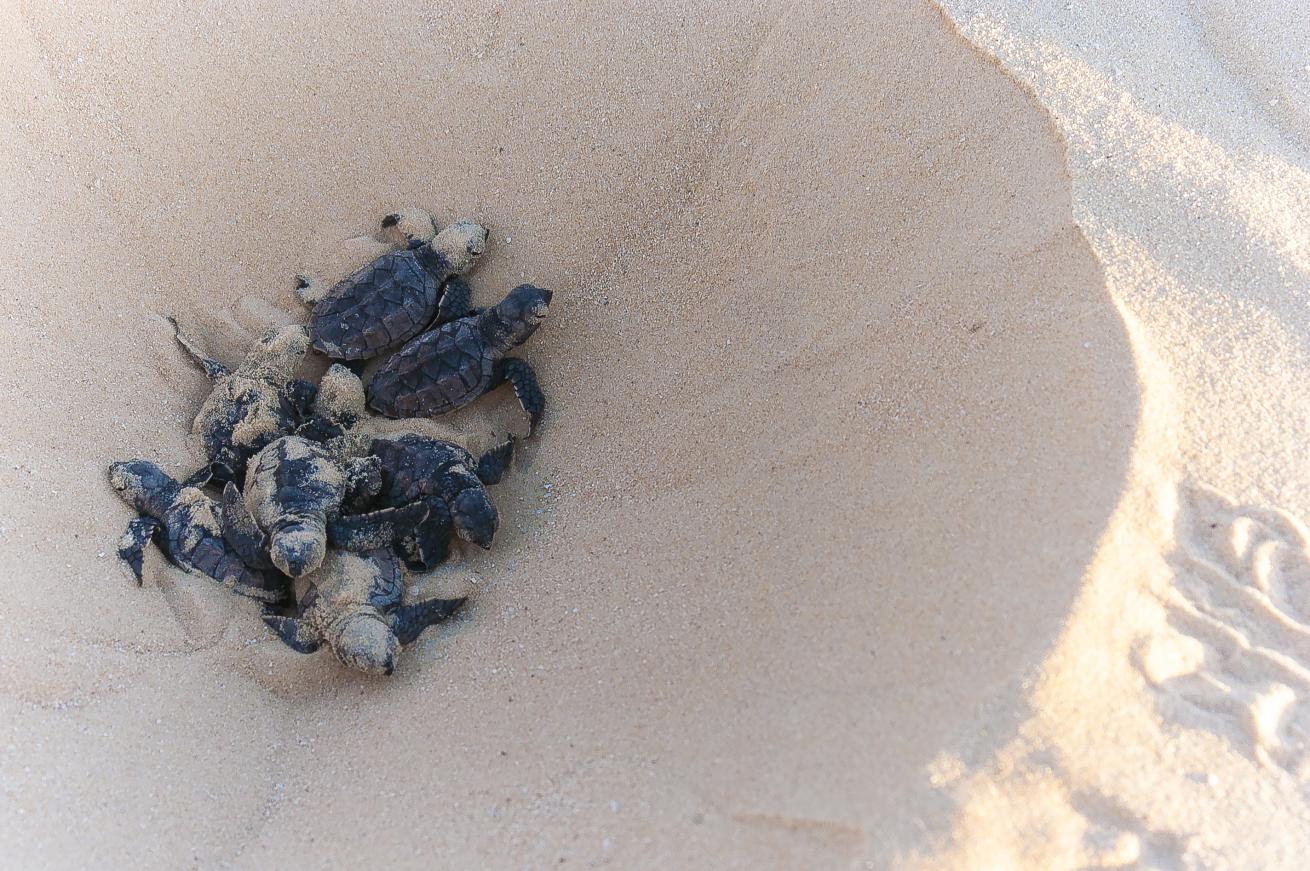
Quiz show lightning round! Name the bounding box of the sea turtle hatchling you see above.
[296,214,489,361]
[369,432,515,571]
[262,548,466,675]
[221,435,428,579]
[171,319,315,487]
[109,460,289,603]
[367,283,553,432]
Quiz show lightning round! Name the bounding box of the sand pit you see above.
[2,1,1142,867]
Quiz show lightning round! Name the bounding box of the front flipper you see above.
[327,502,429,552]
[435,277,473,324]
[343,455,383,507]
[262,613,322,654]
[399,498,452,571]
[294,274,328,306]
[221,482,274,570]
[284,378,318,420]
[168,317,230,381]
[476,436,516,486]
[381,208,439,248]
[390,597,467,645]
[497,358,545,435]
[181,465,215,490]
[117,516,162,584]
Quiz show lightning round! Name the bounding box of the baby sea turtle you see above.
[262,548,466,675]
[221,435,428,579]
[171,319,314,486]
[367,284,553,431]
[109,460,289,603]
[297,216,489,361]
[370,433,515,570]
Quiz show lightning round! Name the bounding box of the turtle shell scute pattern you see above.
[367,321,493,418]
[310,251,442,360]
[162,503,286,602]
[370,436,475,505]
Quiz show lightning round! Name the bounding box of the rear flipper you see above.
[399,498,453,571]
[117,516,162,584]
[262,613,322,654]
[391,597,467,645]
[221,482,274,570]
[327,501,429,552]
[168,317,230,381]
[497,358,544,436]
[476,436,516,486]
[435,278,473,324]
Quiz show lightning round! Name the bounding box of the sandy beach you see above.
[2,0,1308,867]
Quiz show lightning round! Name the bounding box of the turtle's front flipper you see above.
[343,455,383,507]
[435,278,473,324]
[327,502,429,552]
[262,613,322,654]
[221,482,274,570]
[284,378,318,420]
[380,208,439,249]
[168,317,230,381]
[117,516,162,584]
[497,358,545,435]
[294,274,328,306]
[181,465,215,490]
[399,498,452,571]
[476,436,516,486]
[391,597,466,645]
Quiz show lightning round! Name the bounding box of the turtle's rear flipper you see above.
[117,516,162,584]
[476,436,516,486]
[168,316,230,381]
[221,482,274,570]
[327,502,429,552]
[498,358,544,436]
[435,278,473,324]
[262,614,321,654]
[391,597,466,645]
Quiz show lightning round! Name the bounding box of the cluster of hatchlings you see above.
[108,209,553,675]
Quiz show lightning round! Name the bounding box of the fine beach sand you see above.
[2,1,1308,868]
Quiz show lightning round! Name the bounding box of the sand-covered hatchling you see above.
[296,211,489,361]
[367,283,553,432]
[219,362,427,577]
[171,318,314,486]
[370,433,515,570]
[109,460,289,603]
[221,435,428,579]
[262,548,466,675]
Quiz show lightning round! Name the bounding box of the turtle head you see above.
[314,364,366,429]
[236,324,310,381]
[270,521,327,578]
[332,613,400,676]
[451,488,498,550]
[380,208,439,248]
[109,459,179,512]
[426,219,488,274]
[485,284,552,351]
